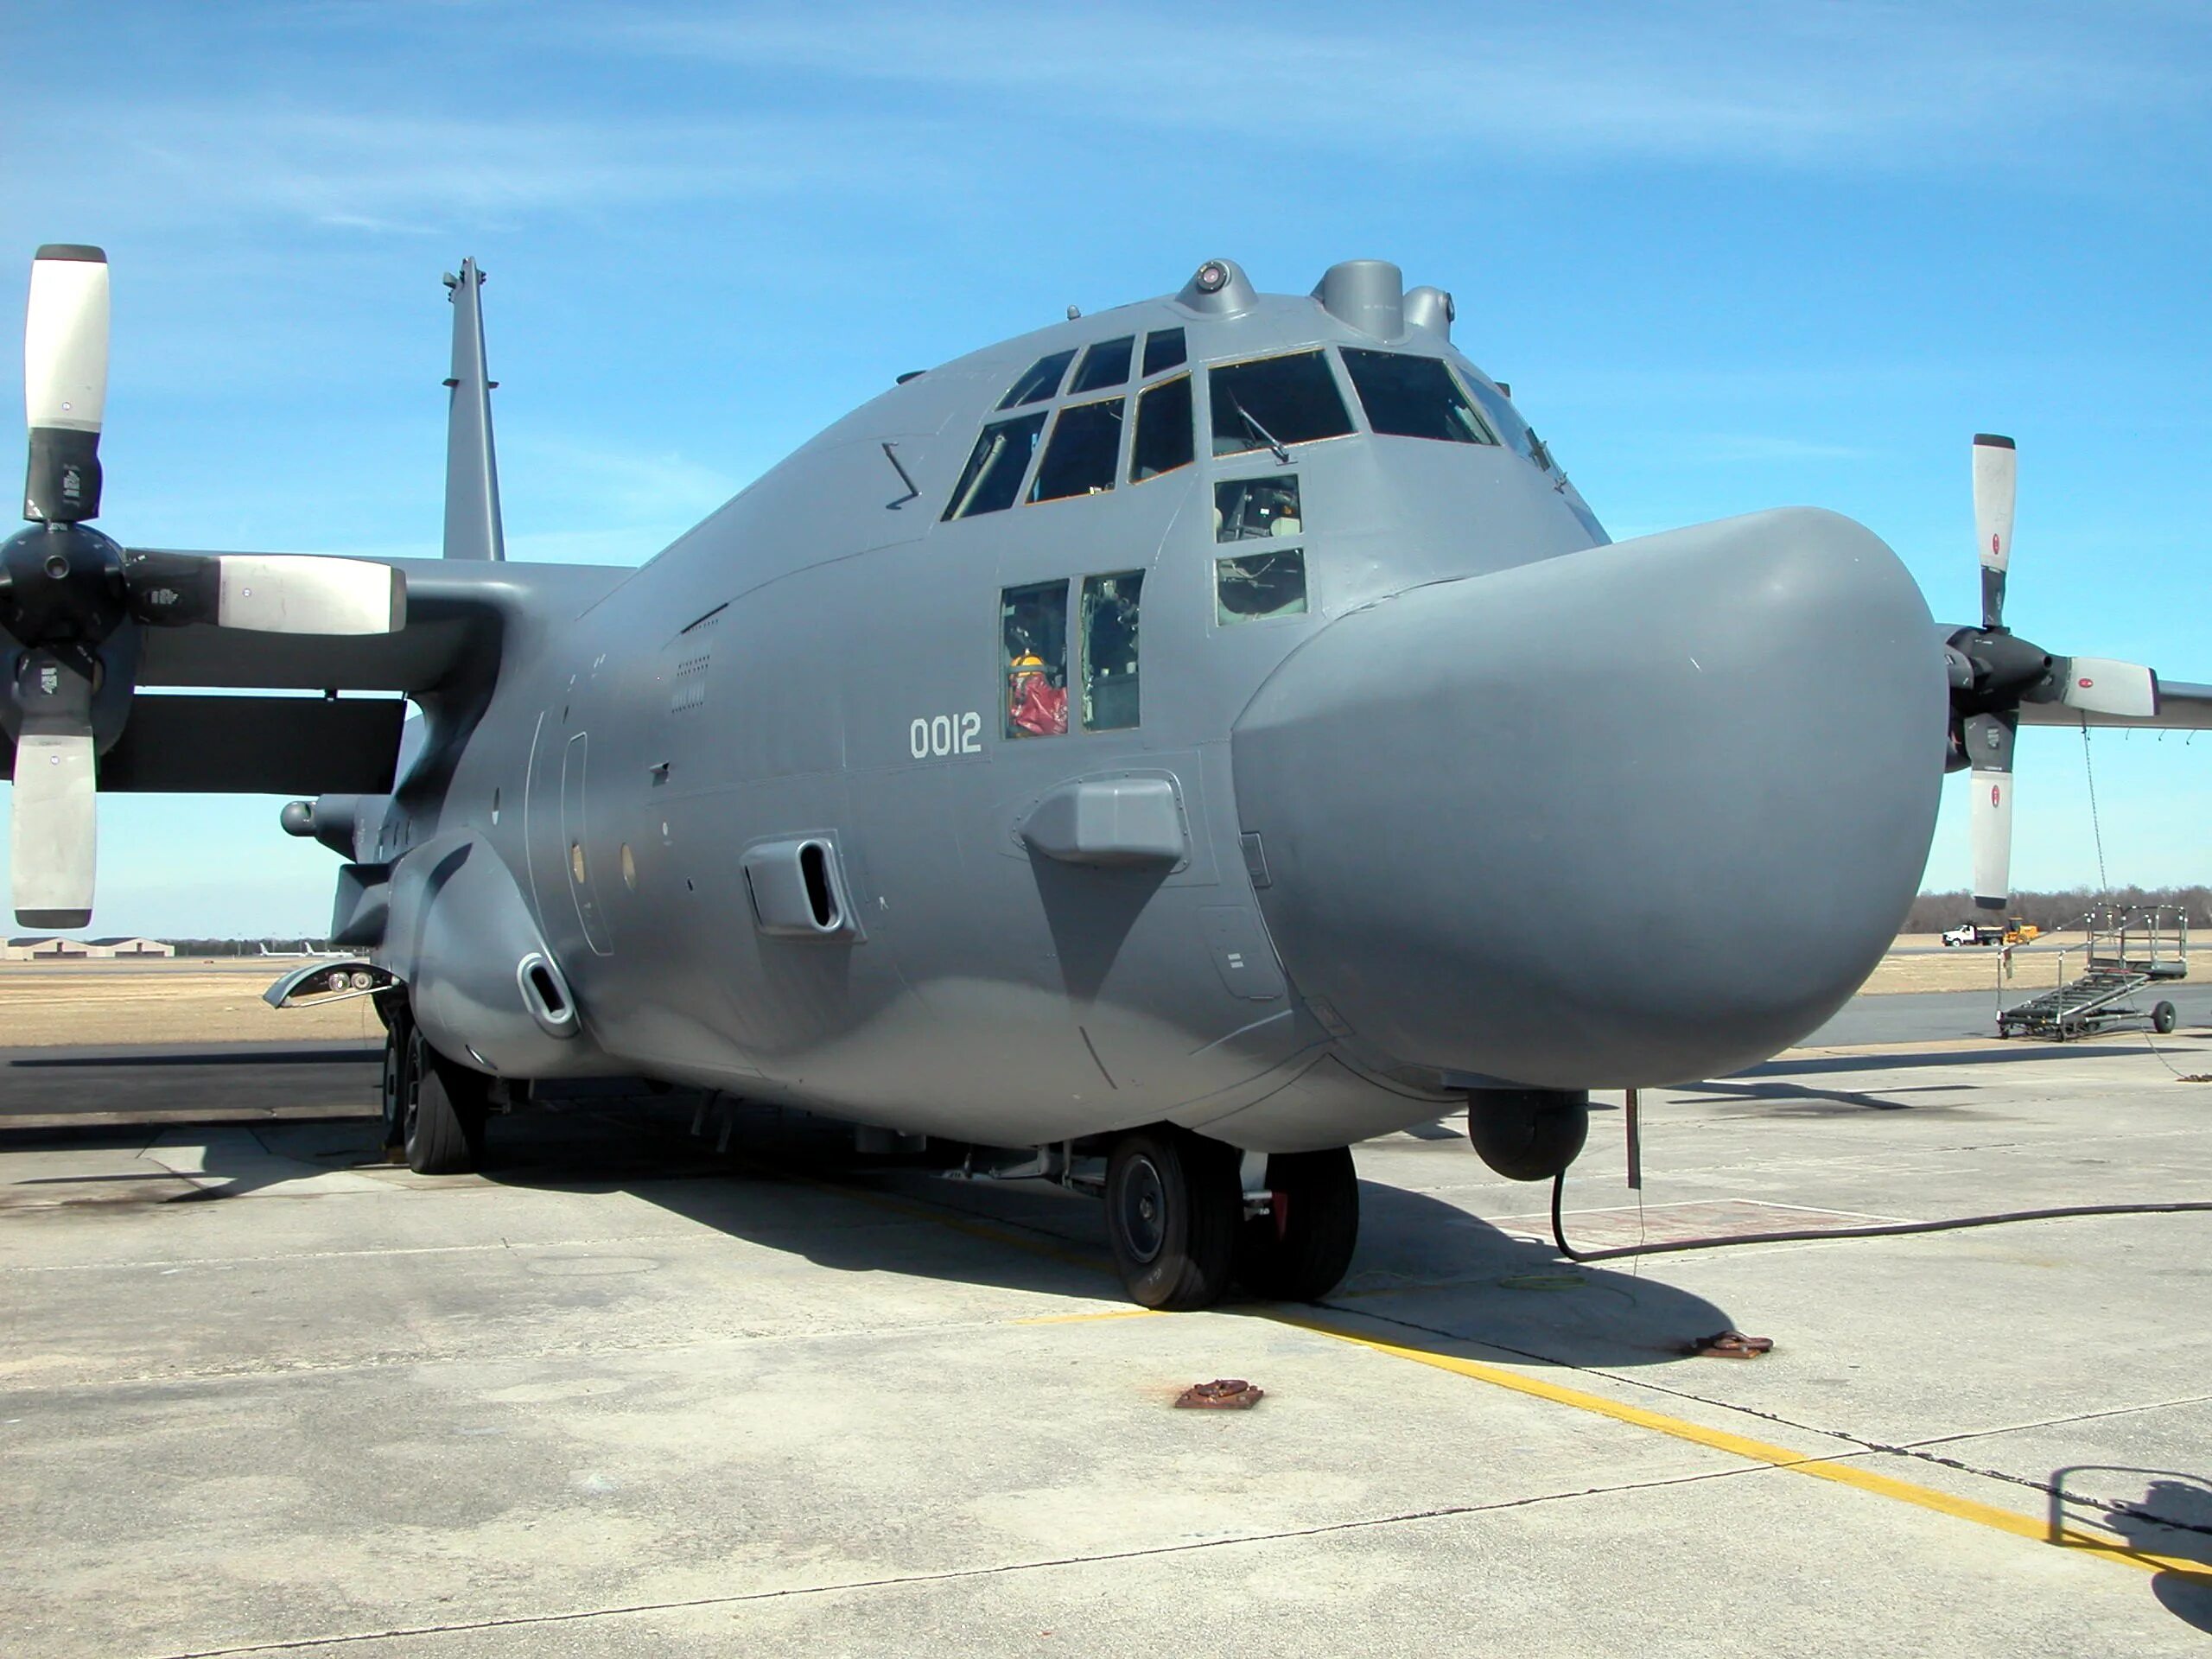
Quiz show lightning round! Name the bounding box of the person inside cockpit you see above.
[1005,619,1067,737]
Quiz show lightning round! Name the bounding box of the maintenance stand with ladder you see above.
[1997,906,2188,1040]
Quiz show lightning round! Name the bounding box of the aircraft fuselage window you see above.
[1130,373,1192,482]
[1217,549,1308,626]
[1340,348,1498,445]
[1208,351,1353,457]
[1029,397,1124,503]
[1071,336,1135,394]
[944,411,1047,520]
[1001,581,1069,739]
[1215,474,1301,542]
[1141,327,1186,377]
[998,349,1077,410]
[1080,571,1144,732]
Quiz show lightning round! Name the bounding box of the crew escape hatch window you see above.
[1001,574,1145,738]
[1214,474,1307,626]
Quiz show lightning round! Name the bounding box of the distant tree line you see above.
[1908,887,2212,933]
[166,938,334,957]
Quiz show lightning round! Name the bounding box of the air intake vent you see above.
[516,952,579,1037]
[741,837,861,940]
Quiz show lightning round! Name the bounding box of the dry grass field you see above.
[0,958,381,1048]
[3,930,2207,1052]
[1864,931,2212,994]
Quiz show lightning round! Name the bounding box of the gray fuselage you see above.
[362,258,1941,1154]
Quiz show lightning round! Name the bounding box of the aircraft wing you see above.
[2017,678,2212,731]
[132,555,630,692]
[3,556,631,795]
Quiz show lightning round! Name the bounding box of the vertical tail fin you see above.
[441,258,505,562]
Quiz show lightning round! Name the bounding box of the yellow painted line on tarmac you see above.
[1271,1310,2212,1586]
[1015,1306,1163,1326]
[671,1121,2208,1585]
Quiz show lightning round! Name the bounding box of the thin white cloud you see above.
[589,0,2204,168]
[8,104,944,238]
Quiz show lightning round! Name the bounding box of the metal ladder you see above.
[1997,906,2189,1040]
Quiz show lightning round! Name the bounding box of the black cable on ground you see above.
[1548,1170,2212,1264]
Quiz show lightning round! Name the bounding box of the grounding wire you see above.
[1548,1167,2212,1264]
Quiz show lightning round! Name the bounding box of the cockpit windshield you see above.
[1461,376,1546,470]
[943,412,1046,520]
[1208,351,1354,458]
[1340,350,1497,445]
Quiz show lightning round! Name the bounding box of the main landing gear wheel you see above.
[1236,1147,1359,1303]
[1104,1127,1241,1310]
[2153,1000,2178,1034]
[398,1024,489,1175]
[378,1004,412,1153]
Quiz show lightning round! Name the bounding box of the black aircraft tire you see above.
[2154,1001,2178,1035]
[403,1027,488,1176]
[378,1007,413,1151]
[1467,1090,1590,1182]
[1236,1147,1359,1302]
[1104,1128,1240,1311]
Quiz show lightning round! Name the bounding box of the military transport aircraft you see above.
[5,245,2207,1309]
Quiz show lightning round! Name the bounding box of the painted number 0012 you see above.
[909,712,982,759]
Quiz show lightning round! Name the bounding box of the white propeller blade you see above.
[215,556,406,635]
[24,246,108,436]
[11,730,97,928]
[2058,657,2158,719]
[1972,433,2015,629]
[1968,767,2012,912]
[22,245,111,524]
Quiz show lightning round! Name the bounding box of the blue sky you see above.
[2,1,2209,936]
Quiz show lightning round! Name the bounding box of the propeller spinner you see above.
[1,245,408,927]
[1946,434,2157,913]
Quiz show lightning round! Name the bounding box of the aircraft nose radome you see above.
[1230,507,1946,1090]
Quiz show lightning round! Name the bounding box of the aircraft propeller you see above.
[1943,433,2156,912]
[0,245,407,928]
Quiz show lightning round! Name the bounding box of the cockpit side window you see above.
[1208,351,1354,457]
[1002,581,1069,739]
[1141,327,1186,377]
[1071,336,1134,394]
[1340,349,1498,445]
[1217,549,1307,626]
[943,411,1046,520]
[1215,474,1301,541]
[1029,398,1124,503]
[1080,571,1143,731]
[998,349,1077,410]
[1129,374,1192,482]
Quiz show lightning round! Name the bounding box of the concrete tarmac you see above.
[3,1026,2210,1656]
